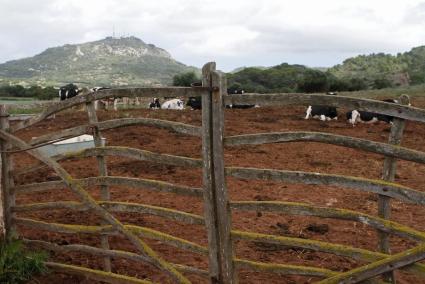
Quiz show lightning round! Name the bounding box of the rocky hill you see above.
[0,36,198,87]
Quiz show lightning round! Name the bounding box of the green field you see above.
[338,83,425,99]
[0,97,38,105]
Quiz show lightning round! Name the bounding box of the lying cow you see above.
[59,83,81,101]
[187,97,202,110]
[149,98,161,109]
[346,99,401,126]
[161,98,185,110]
[305,92,338,121]
[226,88,259,109]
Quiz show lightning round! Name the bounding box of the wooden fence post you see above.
[201,62,221,283]
[201,63,236,283]
[86,101,112,272]
[0,105,15,240]
[211,70,235,283]
[378,94,410,283]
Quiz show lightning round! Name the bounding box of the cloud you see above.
[0,0,425,71]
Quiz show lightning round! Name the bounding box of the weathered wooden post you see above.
[86,99,112,272]
[378,94,410,283]
[0,105,15,240]
[201,62,236,283]
[201,62,221,283]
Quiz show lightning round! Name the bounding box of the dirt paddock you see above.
[12,97,425,283]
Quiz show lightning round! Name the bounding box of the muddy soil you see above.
[15,97,425,283]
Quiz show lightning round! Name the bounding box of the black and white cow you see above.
[161,98,185,110]
[226,88,258,109]
[149,98,161,109]
[346,99,402,126]
[186,97,202,110]
[59,84,81,101]
[185,82,203,110]
[305,92,338,121]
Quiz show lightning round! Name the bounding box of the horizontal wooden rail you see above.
[226,167,425,205]
[234,258,337,277]
[46,261,153,284]
[16,218,207,255]
[225,131,425,165]
[230,201,425,242]
[223,93,425,123]
[231,230,425,278]
[101,201,205,225]
[126,224,208,255]
[26,238,151,264]
[59,146,203,168]
[13,176,203,197]
[30,118,201,146]
[13,201,205,225]
[14,146,202,176]
[318,243,425,284]
[24,239,209,278]
[171,263,209,278]
[11,87,208,132]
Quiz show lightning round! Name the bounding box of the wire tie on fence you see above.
[87,124,99,136]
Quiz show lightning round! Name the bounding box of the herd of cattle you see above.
[305,92,404,126]
[59,84,405,126]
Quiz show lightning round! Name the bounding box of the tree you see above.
[373,77,393,89]
[297,70,329,93]
[172,72,200,87]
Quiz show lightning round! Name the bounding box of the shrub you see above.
[0,238,48,283]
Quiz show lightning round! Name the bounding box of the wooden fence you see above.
[1,62,425,283]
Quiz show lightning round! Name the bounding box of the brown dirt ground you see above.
[12,97,425,284]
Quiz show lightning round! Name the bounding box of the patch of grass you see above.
[339,84,425,99]
[0,97,36,101]
[7,107,43,115]
[0,238,48,283]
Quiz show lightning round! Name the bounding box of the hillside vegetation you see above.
[1,37,424,97]
[228,46,425,93]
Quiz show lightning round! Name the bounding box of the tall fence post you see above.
[201,62,221,283]
[86,100,112,272]
[0,105,15,240]
[201,63,236,283]
[211,69,235,283]
[378,94,410,283]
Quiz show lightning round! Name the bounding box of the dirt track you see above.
[13,97,425,283]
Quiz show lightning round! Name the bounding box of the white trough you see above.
[38,134,106,157]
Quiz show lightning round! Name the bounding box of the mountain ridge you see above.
[0,36,198,87]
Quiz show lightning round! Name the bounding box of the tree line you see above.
[0,85,57,100]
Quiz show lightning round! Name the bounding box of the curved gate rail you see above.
[0,82,213,283]
[1,61,425,283]
[217,81,425,282]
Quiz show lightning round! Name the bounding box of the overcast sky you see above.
[1,0,425,71]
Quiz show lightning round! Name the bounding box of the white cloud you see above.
[0,0,424,71]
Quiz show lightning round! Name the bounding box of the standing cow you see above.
[59,84,81,101]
